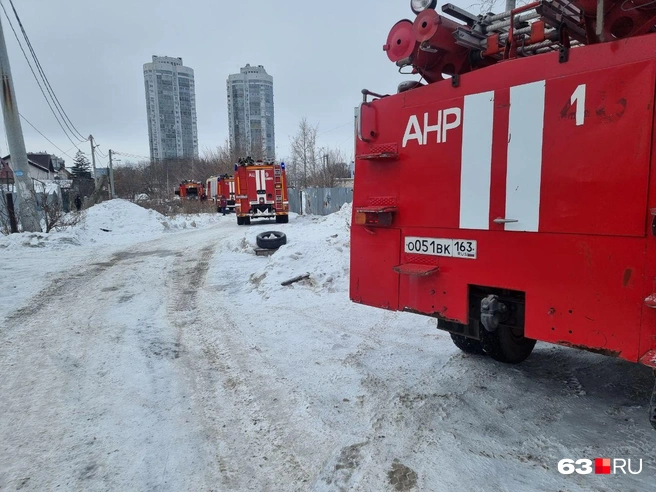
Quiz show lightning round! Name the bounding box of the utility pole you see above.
[505,0,516,11]
[108,149,115,199]
[0,14,40,231]
[89,134,97,181]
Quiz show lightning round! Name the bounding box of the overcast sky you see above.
[0,0,476,168]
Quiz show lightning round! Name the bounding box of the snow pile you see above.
[0,199,225,250]
[163,211,224,231]
[70,199,169,245]
[245,204,352,296]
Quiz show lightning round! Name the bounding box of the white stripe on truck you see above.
[459,90,495,230]
[505,80,545,232]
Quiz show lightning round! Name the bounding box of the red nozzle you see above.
[384,19,418,62]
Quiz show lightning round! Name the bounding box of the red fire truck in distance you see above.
[219,175,236,213]
[351,0,656,427]
[206,176,219,202]
[234,157,289,225]
[206,174,236,213]
[175,180,204,199]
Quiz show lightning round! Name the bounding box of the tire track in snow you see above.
[3,246,175,324]
[175,301,319,490]
[173,249,350,491]
[0,237,219,491]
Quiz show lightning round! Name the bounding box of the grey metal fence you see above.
[287,187,353,216]
[288,189,303,215]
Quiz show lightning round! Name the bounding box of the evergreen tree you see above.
[71,150,92,179]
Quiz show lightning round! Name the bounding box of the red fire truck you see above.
[175,180,204,199]
[234,157,289,225]
[206,174,236,213]
[218,175,236,213]
[351,0,656,426]
[206,176,219,201]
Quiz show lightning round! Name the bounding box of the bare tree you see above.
[112,140,242,203]
[201,138,239,176]
[312,148,351,187]
[31,185,83,233]
[289,118,319,188]
[113,164,148,200]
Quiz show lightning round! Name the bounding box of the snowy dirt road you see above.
[1,201,655,491]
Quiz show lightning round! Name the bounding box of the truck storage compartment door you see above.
[538,62,655,237]
[350,226,401,311]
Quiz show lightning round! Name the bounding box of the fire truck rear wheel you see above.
[450,334,485,355]
[237,216,245,226]
[276,214,289,224]
[481,325,536,364]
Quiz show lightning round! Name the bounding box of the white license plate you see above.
[404,236,477,259]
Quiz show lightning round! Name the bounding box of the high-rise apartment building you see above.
[227,64,275,160]
[143,55,198,160]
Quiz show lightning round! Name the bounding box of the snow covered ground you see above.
[0,200,655,491]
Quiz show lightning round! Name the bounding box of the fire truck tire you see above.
[237,216,244,225]
[450,334,486,355]
[244,217,251,225]
[276,214,289,224]
[481,326,536,364]
[256,231,287,250]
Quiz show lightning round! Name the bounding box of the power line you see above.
[0,2,84,150]
[0,2,109,165]
[95,146,108,159]
[113,151,151,161]
[64,145,82,155]
[7,0,87,142]
[6,0,112,166]
[19,113,74,160]
[7,0,86,143]
[317,121,352,138]
[4,0,115,167]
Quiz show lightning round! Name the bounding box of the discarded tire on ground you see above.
[256,231,287,250]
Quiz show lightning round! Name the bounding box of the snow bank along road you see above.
[1,200,655,491]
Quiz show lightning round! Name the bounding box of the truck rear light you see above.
[355,212,372,225]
